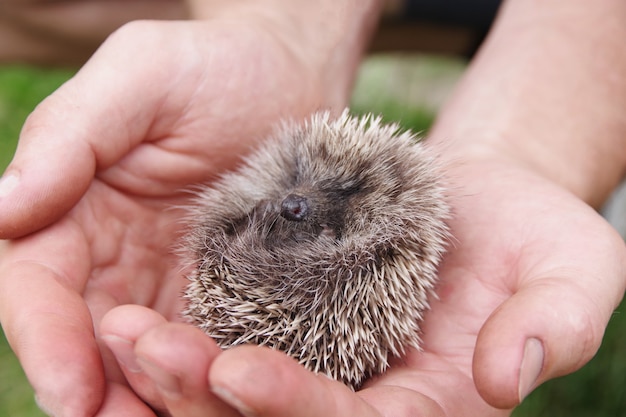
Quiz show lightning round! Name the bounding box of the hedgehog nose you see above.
[280,194,309,222]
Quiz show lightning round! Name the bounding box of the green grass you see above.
[1,58,625,416]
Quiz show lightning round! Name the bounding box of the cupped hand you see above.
[0,17,331,417]
[100,151,625,417]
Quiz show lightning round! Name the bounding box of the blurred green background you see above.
[1,56,625,417]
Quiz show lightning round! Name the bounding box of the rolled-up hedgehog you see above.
[181,111,450,389]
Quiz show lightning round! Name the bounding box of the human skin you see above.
[1,0,626,417]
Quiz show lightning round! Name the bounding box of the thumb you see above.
[473,227,626,408]
[0,21,176,239]
[0,93,95,238]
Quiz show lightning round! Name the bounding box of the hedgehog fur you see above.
[181,111,450,389]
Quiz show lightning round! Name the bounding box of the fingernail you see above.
[137,358,182,399]
[518,337,544,402]
[101,335,142,373]
[0,171,19,198]
[211,386,257,417]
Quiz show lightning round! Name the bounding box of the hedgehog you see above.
[181,111,450,390]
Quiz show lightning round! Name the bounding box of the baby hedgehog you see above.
[182,111,450,389]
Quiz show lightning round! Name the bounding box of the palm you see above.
[361,158,625,415]
[69,19,327,316]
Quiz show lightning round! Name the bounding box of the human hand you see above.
[94,149,625,417]
[0,4,378,414]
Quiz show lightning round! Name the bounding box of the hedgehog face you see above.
[230,173,370,248]
[182,111,450,389]
[227,187,349,247]
[220,125,408,254]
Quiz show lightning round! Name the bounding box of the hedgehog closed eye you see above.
[181,110,450,390]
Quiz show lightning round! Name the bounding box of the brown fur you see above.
[181,111,450,389]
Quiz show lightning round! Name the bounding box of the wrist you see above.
[428,0,626,208]
[185,0,384,110]
[430,128,626,210]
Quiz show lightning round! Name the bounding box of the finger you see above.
[94,382,157,417]
[134,322,241,417]
[209,345,382,417]
[0,140,93,239]
[0,221,105,416]
[101,306,238,416]
[0,21,182,239]
[100,305,170,410]
[474,220,626,408]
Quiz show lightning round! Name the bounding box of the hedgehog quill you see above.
[181,111,450,390]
